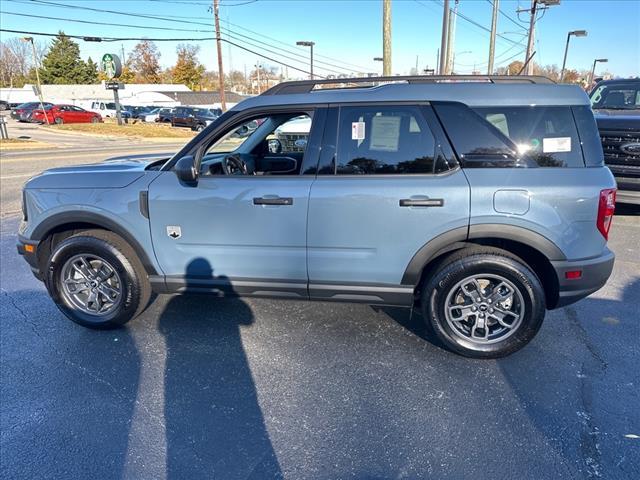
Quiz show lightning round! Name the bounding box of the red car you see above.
[29,104,102,125]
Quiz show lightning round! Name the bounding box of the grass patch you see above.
[45,121,196,139]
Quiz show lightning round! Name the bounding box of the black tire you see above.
[90,116,99,123]
[54,117,64,125]
[421,247,546,358]
[45,229,152,329]
[194,123,205,132]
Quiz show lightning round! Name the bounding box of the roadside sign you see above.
[105,82,125,90]
[101,53,122,80]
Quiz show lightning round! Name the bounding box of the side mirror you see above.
[268,139,282,154]
[175,155,198,185]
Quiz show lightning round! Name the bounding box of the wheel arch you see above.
[403,224,564,309]
[31,211,158,277]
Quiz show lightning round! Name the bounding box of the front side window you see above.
[199,112,313,176]
[336,105,440,175]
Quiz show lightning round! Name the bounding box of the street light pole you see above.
[296,41,315,79]
[21,36,49,125]
[590,58,608,86]
[560,30,587,82]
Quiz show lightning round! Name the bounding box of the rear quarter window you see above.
[434,102,585,168]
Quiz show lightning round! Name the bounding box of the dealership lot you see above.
[1,145,639,479]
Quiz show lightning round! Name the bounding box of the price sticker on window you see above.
[351,121,365,140]
[543,137,571,153]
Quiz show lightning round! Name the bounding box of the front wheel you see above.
[421,247,546,358]
[45,230,151,329]
[54,117,64,125]
[90,116,99,123]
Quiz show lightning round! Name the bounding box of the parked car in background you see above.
[29,104,102,125]
[157,107,177,123]
[590,78,640,205]
[270,115,312,153]
[11,102,54,121]
[0,100,9,111]
[125,106,155,120]
[171,106,221,131]
[85,100,132,119]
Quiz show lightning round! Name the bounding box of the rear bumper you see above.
[550,248,615,309]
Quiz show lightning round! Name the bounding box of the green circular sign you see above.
[101,53,122,80]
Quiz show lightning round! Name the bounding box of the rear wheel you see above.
[421,247,546,358]
[90,116,99,123]
[54,117,64,125]
[194,123,205,132]
[45,230,151,329]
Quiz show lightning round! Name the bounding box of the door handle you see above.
[253,196,293,206]
[399,198,444,207]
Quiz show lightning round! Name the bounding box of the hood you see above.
[25,153,172,189]
[595,111,640,132]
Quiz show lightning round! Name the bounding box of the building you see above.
[0,82,249,109]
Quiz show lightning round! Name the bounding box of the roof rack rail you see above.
[261,75,555,96]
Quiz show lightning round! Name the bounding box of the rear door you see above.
[307,104,470,303]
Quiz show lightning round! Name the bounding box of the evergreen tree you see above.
[83,57,99,84]
[39,31,91,84]
[170,44,205,90]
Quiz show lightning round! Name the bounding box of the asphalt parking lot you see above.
[1,140,639,479]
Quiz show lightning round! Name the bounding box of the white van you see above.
[83,100,131,119]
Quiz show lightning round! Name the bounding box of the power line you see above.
[8,0,368,73]
[0,28,322,78]
[485,0,528,31]
[0,9,358,75]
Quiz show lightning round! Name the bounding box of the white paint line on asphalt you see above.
[1,173,33,179]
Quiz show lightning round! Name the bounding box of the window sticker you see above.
[351,121,365,140]
[370,115,401,152]
[543,137,571,153]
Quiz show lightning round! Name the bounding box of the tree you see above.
[39,31,92,84]
[128,40,161,83]
[0,37,46,87]
[170,44,205,89]
[506,60,524,75]
[83,57,99,84]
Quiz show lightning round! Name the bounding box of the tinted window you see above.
[336,106,438,175]
[572,106,604,167]
[434,102,584,168]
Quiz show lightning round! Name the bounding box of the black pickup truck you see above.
[590,78,640,205]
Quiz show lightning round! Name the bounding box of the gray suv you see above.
[17,75,616,358]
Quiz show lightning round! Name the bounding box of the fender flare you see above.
[30,211,158,276]
[401,224,566,286]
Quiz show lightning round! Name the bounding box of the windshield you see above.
[590,84,640,110]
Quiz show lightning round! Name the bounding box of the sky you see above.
[1,0,639,80]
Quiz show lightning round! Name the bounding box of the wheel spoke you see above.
[97,283,120,299]
[461,279,484,301]
[448,304,475,321]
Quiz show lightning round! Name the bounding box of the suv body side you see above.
[18,82,615,311]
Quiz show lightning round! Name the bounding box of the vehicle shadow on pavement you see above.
[157,258,282,479]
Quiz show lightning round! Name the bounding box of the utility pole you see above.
[446,0,458,75]
[439,0,450,76]
[488,0,499,74]
[21,37,49,125]
[213,0,226,110]
[523,0,537,75]
[382,0,392,76]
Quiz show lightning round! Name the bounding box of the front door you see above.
[148,109,323,298]
[307,104,470,303]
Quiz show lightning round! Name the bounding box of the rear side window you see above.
[434,102,585,168]
[336,105,446,174]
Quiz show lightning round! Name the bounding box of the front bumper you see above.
[16,235,43,280]
[550,248,615,308]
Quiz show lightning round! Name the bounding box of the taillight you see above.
[596,188,616,240]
